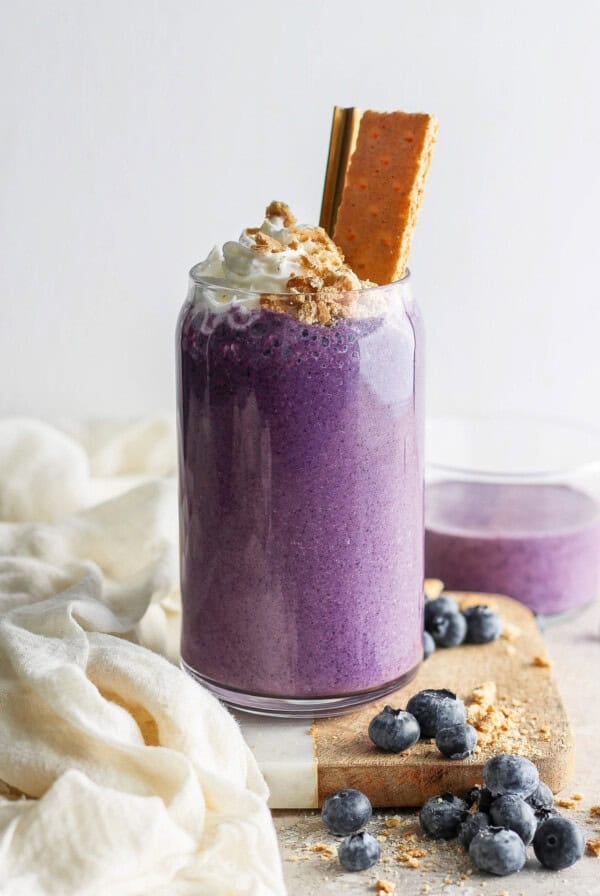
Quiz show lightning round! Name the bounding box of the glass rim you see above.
[188,265,411,298]
[426,413,600,481]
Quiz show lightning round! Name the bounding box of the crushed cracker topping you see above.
[375,881,396,893]
[532,654,553,669]
[252,231,285,253]
[265,200,296,228]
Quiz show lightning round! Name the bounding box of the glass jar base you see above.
[180,660,421,719]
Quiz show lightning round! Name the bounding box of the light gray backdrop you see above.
[1,0,599,426]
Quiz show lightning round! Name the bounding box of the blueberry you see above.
[428,610,467,647]
[338,831,381,872]
[424,595,459,629]
[469,827,527,875]
[526,781,554,818]
[490,793,537,845]
[423,630,436,660]
[463,605,503,644]
[420,792,468,839]
[478,787,495,813]
[533,815,585,870]
[436,723,478,760]
[465,786,482,809]
[321,789,372,835]
[368,706,420,753]
[483,753,539,798]
[465,785,494,813]
[458,811,490,849]
[406,689,467,739]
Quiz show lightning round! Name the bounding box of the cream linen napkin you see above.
[0,418,286,896]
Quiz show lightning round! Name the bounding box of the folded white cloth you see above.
[0,418,285,896]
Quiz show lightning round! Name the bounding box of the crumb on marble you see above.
[375,880,396,893]
[587,838,600,856]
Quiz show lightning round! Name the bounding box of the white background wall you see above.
[1,0,599,427]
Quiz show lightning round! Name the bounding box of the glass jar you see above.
[176,271,424,716]
[425,415,600,617]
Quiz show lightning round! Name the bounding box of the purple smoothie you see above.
[177,295,424,701]
[425,480,600,614]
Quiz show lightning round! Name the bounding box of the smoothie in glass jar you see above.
[177,203,424,715]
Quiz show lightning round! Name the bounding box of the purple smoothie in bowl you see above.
[177,259,424,715]
[425,417,600,616]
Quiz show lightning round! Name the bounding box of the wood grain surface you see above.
[314,593,575,806]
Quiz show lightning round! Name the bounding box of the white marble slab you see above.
[235,713,318,809]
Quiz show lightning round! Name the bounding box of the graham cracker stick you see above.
[333,110,438,284]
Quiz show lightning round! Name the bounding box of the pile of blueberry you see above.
[320,753,585,875]
[421,753,585,875]
[369,688,478,760]
[423,595,502,660]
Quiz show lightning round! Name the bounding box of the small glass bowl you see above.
[425,415,600,616]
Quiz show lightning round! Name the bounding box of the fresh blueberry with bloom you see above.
[420,792,468,840]
[368,705,420,753]
[490,793,537,845]
[436,722,478,759]
[526,780,555,817]
[321,788,372,835]
[428,610,467,647]
[424,594,459,629]
[406,689,467,739]
[463,605,503,644]
[458,811,490,849]
[338,831,381,871]
[483,753,539,798]
[469,827,527,875]
[533,815,585,870]
[423,630,436,660]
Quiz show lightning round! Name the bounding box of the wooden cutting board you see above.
[313,592,574,806]
[239,592,575,808]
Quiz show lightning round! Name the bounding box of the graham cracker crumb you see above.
[471,681,498,707]
[375,881,396,893]
[572,792,584,801]
[466,681,531,752]
[265,200,296,228]
[590,805,600,817]
[308,843,336,859]
[587,838,600,856]
[252,231,285,253]
[501,622,522,641]
[424,578,444,599]
[421,885,431,894]
[556,798,577,809]
[397,846,428,867]
[532,654,553,669]
[385,815,402,828]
